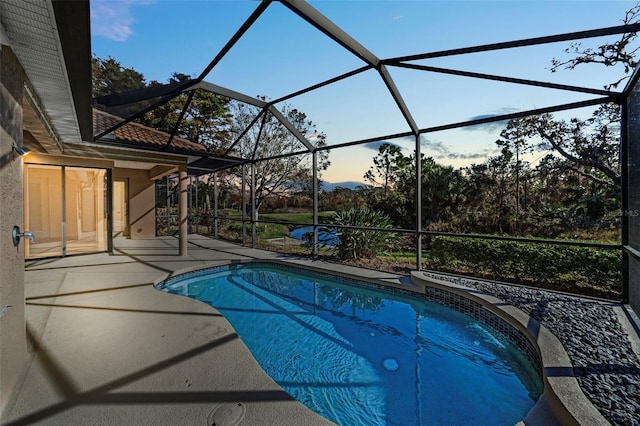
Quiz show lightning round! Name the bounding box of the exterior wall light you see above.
[12,142,30,157]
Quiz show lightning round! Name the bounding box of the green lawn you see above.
[209,211,620,299]
[216,210,337,241]
[259,211,336,224]
[219,209,335,223]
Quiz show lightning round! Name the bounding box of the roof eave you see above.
[52,0,93,142]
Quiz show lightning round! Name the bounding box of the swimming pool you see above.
[289,226,339,246]
[157,262,543,425]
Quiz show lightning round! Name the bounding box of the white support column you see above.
[179,166,188,256]
[213,172,219,238]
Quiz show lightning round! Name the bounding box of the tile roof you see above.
[93,108,207,152]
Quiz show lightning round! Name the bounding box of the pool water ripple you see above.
[159,264,543,425]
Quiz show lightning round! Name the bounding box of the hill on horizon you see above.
[321,181,368,191]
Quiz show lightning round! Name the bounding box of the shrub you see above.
[426,236,622,298]
[329,207,399,260]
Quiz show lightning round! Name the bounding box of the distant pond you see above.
[289,226,340,246]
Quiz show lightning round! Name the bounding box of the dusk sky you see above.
[91,0,638,183]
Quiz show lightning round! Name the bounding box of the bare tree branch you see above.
[550,3,640,89]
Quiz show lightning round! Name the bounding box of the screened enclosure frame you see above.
[91,0,640,304]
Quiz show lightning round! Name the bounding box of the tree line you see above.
[360,101,621,241]
[92,56,329,221]
[93,2,638,244]
[352,4,640,242]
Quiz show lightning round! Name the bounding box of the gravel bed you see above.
[421,272,640,426]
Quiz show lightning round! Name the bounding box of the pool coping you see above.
[156,258,605,426]
[409,271,608,426]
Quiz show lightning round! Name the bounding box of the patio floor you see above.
[1,235,409,426]
[4,235,639,425]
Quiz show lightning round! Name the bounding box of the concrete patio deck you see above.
[6,235,637,425]
[1,236,409,426]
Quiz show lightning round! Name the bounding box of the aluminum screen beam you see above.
[280,0,379,67]
[196,0,272,81]
[268,105,315,151]
[271,65,372,105]
[280,0,420,136]
[386,23,640,63]
[223,109,266,157]
[164,90,195,150]
[419,97,614,134]
[192,81,269,108]
[393,63,619,98]
[379,64,420,134]
[94,81,188,108]
[623,59,640,97]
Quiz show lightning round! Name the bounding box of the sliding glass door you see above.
[24,165,63,257]
[24,164,108,258]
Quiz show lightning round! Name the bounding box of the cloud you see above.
[421,138,449,156]
[392,15,403,21]
[462,108,520,132]
[91,0,154,42]
[422,137,497,160]
[363,136,497,161]
[363,141,403,151]
[444,149,497,160]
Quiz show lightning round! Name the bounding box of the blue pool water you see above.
[289,226,339,246]
[158,263,543,426]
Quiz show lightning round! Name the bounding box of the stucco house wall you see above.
[0,46,28,414]
[114,168,158,239]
